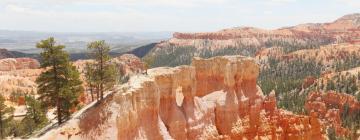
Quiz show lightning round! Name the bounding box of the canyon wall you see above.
[0,57,39,71]
[39,56,325,140]
[157,14,360,50]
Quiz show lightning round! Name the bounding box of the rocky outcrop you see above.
[39,56,325,140]
[74,54,145,77]
[0,58,40,71]
[111,54,145,77]
[306,91,360,115]
[305,91,360,136]
[0,69,41,98]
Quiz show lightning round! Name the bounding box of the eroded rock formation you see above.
[305,91,360,136]
[0,58,41,98]
[111,54,145,77]
[0,57,40,71]
[39,56,326,140]
[0,69,42,98]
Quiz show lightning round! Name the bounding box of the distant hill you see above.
[0,48,38,59]
[127,43,157,58]
[0,30,171,53]
[0,42,155,61]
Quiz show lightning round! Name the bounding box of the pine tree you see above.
[36,37,83,125]
[22,95,48,134]
[84,62,96,101]
[0,94,14,138]
[87,40,117,100]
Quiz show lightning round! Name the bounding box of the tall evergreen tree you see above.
[84,62,96,101]
[0,94,14,138]
[36,37,83,125]
[87,40,117,100]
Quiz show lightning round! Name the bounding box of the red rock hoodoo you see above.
[39,56,326,140]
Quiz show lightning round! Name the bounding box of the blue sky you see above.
[0,0,359,32]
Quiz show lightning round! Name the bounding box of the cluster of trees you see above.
[341,103,360,139]
[0,37,118,138]
[334,51,360,72]
[257,50,360,137]
[327,103,360,140]
[322,73,359,96]
[259,50,360,113]
[144,45,259,67]
[144,46,196,67]
[35,37,84,124]
[259,58,322,96]
[263,38,326,53]
[0,94,47,138]
[0,95,14,138]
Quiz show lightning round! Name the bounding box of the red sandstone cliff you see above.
[152,14,359,54]
[38,56,325,140]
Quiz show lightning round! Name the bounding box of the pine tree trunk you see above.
[96,85,100,101]
[51,47,62,125]
[100,83,104,100]
[100,49,104,100]
[0,110,3,139]
[90,85,94,102]
[57,98,62,124]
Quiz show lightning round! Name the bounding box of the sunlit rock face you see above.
[39,55,326,140]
